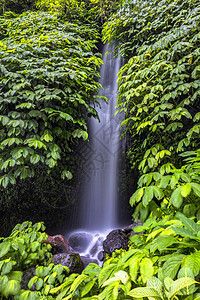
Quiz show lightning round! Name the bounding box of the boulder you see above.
[45,234,70,254]
[21,267,36,290]
[97,251,105,262]
[52,253,84,274]
[103,229,129,255]
[80,256,98,268]
[89,236,104,257]
[123,221,143,235]
[68,232,93,253]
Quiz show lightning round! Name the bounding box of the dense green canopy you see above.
[103,0,200,221]
[0,11,103,187]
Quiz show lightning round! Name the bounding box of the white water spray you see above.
[79,44,122,231]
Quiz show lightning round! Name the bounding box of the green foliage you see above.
[0,11,102,187]
[128,276,198,300]
[103,0,200,220]
[35,0,123,27]
[2,216,200,299]
[0,221,51,269]
[130,150,200,221]
[0,221,51,298]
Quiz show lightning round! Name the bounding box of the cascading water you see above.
[68,44,123,263]
[79,43,122,231]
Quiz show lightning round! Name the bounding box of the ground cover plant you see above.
[1,215,200,299]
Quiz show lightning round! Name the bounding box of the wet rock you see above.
[45,234,70,254]
[97,251,105,262]
[52,253,84,274]
[103,229,129,255]
[89,236,104,257]
[80,256,98,268]
[21,267,36,290]
[68,232,93,253]
[123,221,143,235]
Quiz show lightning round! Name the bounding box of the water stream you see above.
[68,44,122,262]
[79,43,121,231]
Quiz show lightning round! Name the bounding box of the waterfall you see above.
[78,43,122,232]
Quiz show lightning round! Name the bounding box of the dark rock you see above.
[103,229,129,255]
[68,232,93,253]
[52,253,84,274]
[45,234,70,254]
[97,251,105,262]
[123,221,143,235]
[80,256,98,268]
[89,236,104,257]
[21,267,36,290]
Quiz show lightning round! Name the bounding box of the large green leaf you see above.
[182,252,200,276]
[176,212,200,235]
[128,287,162,299]
[2,280,21,296]
[149,235,176,253]
[170,187,183,208]
[172,227,197,238]
[142,186,154,207]
[168,277,197,299]
[181,183,191,197]
[0,242,11,258]
[191,183,200,198]
[98,264,117,287]
[70,274,88,293]
[140,258,154,283]
[81,279,96,297]
[128,256,141,282]
[147,277,164,299]
[162,255,185,279]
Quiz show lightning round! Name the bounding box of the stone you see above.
[21,267,36,290]
[123,221,143,235]
[97,251,105,262]
[68,232,93,253]
[44,234,70,254]
[103,229,129,255]
[80,256,98,268]
[52,253,84,274]
[89,236,104,257]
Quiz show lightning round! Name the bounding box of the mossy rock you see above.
[52,253,84,274]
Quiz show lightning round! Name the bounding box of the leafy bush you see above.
[35,0,123,27]
[130,150,200,221]
[2,216,200,299]
[0,11,102,188]
[0,221,51,297]
[103,0,200,220]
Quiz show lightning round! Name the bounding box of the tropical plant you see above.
[2,215,200,299]
[128,276,199,300]
[130,150,200,221]
[35,0,123,27]
[0,11,102,188]
[103,0,200,220]
[0,221,52,298]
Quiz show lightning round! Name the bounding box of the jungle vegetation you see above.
[0,0,200,299]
